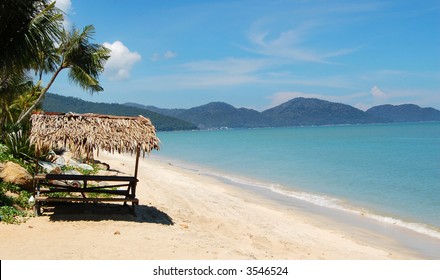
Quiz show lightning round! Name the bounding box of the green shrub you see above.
[0,181,33,211]
[2,125,35,162]
[0,144,15,162]
[0,206,29,224]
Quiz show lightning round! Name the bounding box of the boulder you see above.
[77,163,93,171]
[65,157,79,167]
[63,169,82,175]
[53,156,66,166]
[38,161,59,173]
[0,161,33,192]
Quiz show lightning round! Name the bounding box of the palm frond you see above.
[0,0,63,74]
[61,25,110,93]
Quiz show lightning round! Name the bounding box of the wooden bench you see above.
[34,173,139,216]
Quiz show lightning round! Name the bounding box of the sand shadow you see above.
[44,203,174,225]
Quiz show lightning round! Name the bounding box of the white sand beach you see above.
[0,152,419,260]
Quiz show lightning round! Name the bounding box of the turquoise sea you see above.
[153,122,440,250]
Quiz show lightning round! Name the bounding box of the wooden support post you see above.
[134,146,140,180]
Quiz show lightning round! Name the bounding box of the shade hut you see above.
[30,112,160,177]
[29,112,160,215]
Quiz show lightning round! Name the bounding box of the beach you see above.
[0,152,420,260]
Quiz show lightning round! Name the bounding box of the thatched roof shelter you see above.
[30,112,160,177]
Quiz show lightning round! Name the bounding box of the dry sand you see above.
[0,152,418,260]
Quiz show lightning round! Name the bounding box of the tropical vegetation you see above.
[0,0,110,223]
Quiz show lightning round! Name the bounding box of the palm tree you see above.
[16,25,110,124]
[0,0,63,75]
[0,0,61,125]
[0,70,33,127]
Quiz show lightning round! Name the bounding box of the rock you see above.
[98,181,109,187]
[61,150,75,159]
[45,151,57,162]
[65,157,79,167]
[63,169,82,175]
[77,163,93,171]
[0,161,33,191]
[38,161,59,173]
[53,156,66,166]
[49,166,62,174]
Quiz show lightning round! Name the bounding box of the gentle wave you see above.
[234,175,440,240]
[153,154,440,240]
[198,165,440,241]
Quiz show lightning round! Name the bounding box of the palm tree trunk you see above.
[15,66,64,124]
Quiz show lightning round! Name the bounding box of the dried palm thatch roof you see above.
[30,112,160,157]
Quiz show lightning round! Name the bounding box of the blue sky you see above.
[50,0,440,111]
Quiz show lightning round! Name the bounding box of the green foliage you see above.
[0,144,14,162]
[0,190,15,207]
[15,190,33,209]
[0,206,29,224]
[16,25,111,124]
[0,181,33,209]
[81,164,100,175]
[0,181,33,224]
[0,0,63,74]
[60,163,99,175]
[1,124,35,162]
[46,192,74,198]
[0,181,21,194]
[60,25,110,93]
[0,143,35,174]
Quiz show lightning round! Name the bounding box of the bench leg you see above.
[131,201,138,217]
[34,201,42,216]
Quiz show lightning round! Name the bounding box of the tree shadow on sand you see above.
[44,203,174,225]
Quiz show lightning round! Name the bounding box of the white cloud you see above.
[103,41,141,80]
[150,53,161,62]
[371,85,387,99]
[135,72,258,91]
[52,0,72,29]
[164,50,177,59]
[245,19,357,63]
[150,50,177,61]
[54,0,72,13]
[182,58,272,74]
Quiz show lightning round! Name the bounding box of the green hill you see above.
[366,104,440,122]
[262,97,385,126]
[42,93,197,131]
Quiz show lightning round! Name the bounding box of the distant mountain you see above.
[42,93,197,131]
[126,98,386,128]
[126,101,269,129]
[175,102,268,129]
[366,104,440,122]
[44,94,440,131]
[124,102,186,118]
[262,97,384,126]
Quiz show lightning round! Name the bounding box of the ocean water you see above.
[153,122,440,239]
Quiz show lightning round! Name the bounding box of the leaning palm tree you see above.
[0,0,63,75]
[16,25,110,124]
[0,70,34,127]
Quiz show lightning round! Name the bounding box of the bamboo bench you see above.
[34,173,139,216]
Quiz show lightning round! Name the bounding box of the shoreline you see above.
[150,154,440,259]
[207,166,440,259]
[0,152,430,259]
